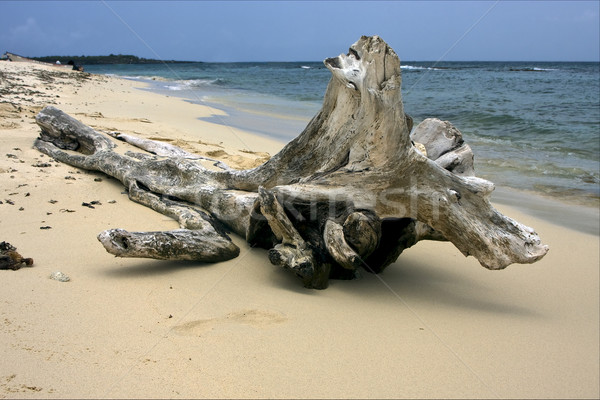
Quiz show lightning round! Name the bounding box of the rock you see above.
[49,271,70,282]
[0,241,34,270]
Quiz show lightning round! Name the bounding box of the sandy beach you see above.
[1,60,598,399]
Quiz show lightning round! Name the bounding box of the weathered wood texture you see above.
[33,36,548,289]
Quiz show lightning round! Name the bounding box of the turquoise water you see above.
[85,61,600,207]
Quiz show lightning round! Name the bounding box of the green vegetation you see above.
[30,54,198,65]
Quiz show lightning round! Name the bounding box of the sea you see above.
[84,61,600,215]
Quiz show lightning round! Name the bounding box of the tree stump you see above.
[33,36,548,289]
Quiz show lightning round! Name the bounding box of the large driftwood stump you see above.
[33,36,548,289]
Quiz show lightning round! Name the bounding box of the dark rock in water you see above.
[0,241,34,270]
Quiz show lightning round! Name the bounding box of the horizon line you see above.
[7,52,600,64]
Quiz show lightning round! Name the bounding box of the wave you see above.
[162,78,227,91]
[111,74,174,82]
[508,67,557,72]
[401,65,445,71]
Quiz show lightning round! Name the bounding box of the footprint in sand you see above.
[173,309,287,336]
[205,150,227,158]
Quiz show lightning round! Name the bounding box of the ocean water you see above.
[85,61,600,208]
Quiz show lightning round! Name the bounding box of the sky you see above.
[0,1,598,62]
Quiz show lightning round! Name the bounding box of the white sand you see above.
[1,61,598,399]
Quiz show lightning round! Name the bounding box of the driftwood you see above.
[33,36,548,289]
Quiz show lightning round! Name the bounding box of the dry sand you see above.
[0,60,598,399]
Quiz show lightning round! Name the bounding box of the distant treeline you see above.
[30,54,198,65]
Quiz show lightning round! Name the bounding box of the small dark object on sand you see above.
[0,241,34,270]
[82,200,101,208]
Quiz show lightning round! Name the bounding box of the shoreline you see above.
[492,186,599,236]
[141,77,317,144]
[1,60,598,399]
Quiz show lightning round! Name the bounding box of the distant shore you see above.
[29,54,200,65]
[0,60,598,399]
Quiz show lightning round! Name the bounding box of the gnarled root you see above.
[32,35,548,289]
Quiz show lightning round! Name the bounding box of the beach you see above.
[0,60,598,399]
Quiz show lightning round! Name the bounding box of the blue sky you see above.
[1,1,598,62]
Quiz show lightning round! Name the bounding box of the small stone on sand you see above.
[50,271,70,282]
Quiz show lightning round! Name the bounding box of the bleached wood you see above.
[97,229,239,261]
[107,131,231,170]
[33,36,548,288]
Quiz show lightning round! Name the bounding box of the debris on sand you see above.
[0,241,34,270]
[49,271,70,282]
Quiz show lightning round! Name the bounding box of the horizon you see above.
[9,53,600,64]
[1,1,598,63]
